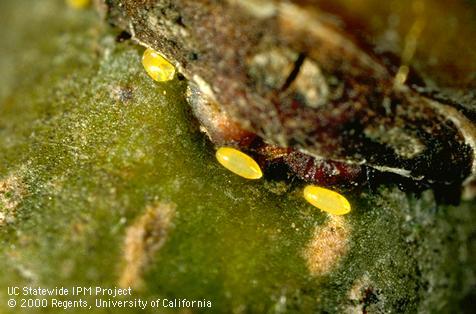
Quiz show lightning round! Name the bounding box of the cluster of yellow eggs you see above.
[215,147,351,216]
[141,47,351,216]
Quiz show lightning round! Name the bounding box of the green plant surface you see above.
[0,1,475,313]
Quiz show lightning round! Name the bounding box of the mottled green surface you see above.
[0,1,475,313]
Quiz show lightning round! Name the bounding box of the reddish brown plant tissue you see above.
[102,0,476,195]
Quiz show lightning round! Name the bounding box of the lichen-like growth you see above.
[119,202,176,290]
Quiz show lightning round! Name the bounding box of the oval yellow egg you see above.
[215,147,263,180]
[66,0,90,9]
[142,48,176,82]
[303,185,351,215]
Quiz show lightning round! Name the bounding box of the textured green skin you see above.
[0,1,475,313]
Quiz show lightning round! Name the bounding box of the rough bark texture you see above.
[0,0,475,313]
[102,0,476,191]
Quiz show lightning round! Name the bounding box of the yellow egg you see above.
[66,0,90,9]
[215,147,263,180]
[141,48,176,82]
[303,185,351,215]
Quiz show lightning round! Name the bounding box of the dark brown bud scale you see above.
[101,0,476,194]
